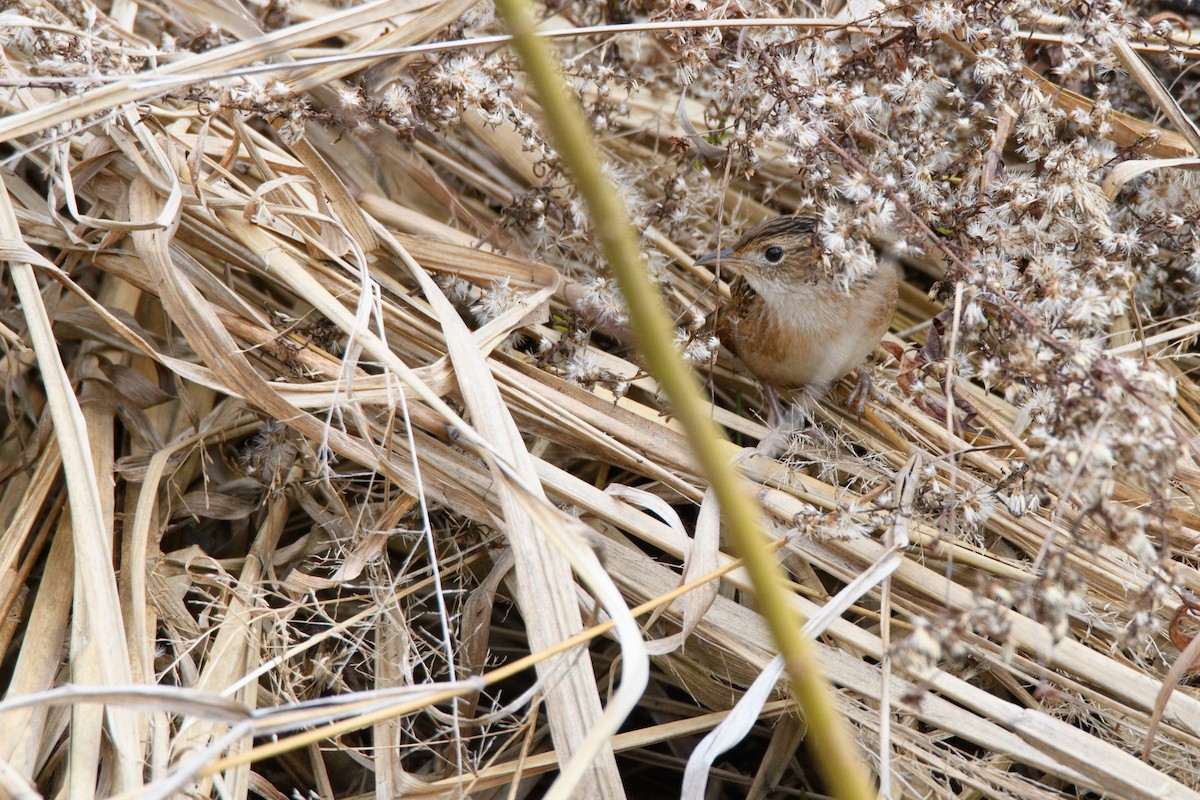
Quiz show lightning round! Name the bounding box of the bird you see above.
[695,214,897,418]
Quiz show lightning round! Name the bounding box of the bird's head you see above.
[694,214,825,287]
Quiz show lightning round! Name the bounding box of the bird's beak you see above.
[694,247,738,267]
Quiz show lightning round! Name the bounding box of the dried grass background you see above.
[3,0,1200,797]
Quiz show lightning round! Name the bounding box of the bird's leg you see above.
[755,384,791,458]
[765,384,785,427]
[846,367,875,416]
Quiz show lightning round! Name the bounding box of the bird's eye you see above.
[764,246,784,263]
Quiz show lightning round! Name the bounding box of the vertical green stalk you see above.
[491,4,875,799]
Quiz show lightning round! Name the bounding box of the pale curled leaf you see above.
[675,93,727,163]
[604,484,688,546]
[605,483,718,656]
[1102,158,1200,201]
[679,488,720,645]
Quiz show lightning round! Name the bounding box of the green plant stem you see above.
[492,3,876,799]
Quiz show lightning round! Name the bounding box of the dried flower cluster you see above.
[639,0,1194,654]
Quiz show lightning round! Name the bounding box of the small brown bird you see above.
[696,214,897,414]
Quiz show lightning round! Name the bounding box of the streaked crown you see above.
[695,214,824,284]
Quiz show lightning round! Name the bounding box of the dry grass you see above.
[3,0,1200,798]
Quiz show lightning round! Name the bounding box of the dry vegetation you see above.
[3,0,1200,797]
